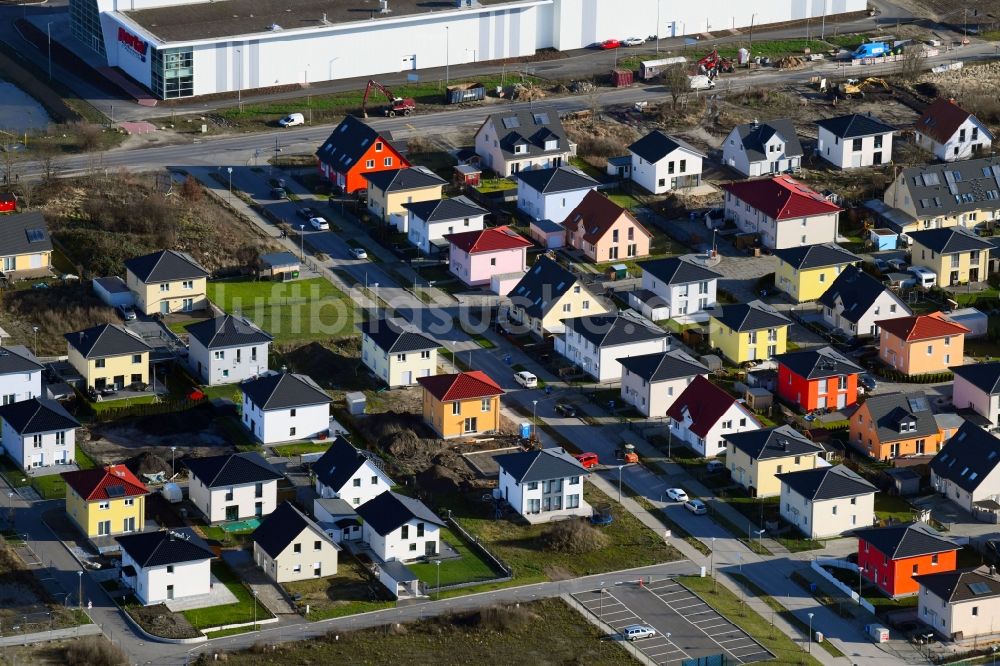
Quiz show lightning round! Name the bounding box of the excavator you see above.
[361,80,416,118]
[832,77,890,99]
[697,49,735,79]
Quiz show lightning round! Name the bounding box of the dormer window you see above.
[514,143,527,155]
[544,138,558,151]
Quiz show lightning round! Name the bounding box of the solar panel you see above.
[907,397,929,412]
[969,582,992,595]
[25,229,44,243]
[501,116,520,130]
[532,113,550,125]
[105,485,126,498]
[922,173,940,186]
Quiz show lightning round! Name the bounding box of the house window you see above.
[294,543,301,553]
[124,498,134,506]
[365,159,375,168]
[582,300,590,310]
[409,543,417,551]
[132,354,142,364]
[371,476,378,485]
[95,359,106,369]
[225,489,234,501]
[463,417,478,432]
[974,606,980,616]
[167,565,174,573]
[289,427,297,437]
[401,525,409,539]
[32,434,42,448]
[255,482,263,498]
[396,353,407,362]
[314,540,322,551]
[417,522,425,537]
[452,402,461,415]
[932,554,939,565]
[251,348,258,361]
[850,497,856,505]
[375,142,383,152]
[213,351,224,360]
[481,398,491,412]
[567,494,580,509]
[927,345,933,356]
[353,478,362,487]
[562,303,571,313]
[569,476,580,485]
[832,505,838,515]
[421,350,431,359]
[99,501,109,510]
[776,465,783,474]
[852,138,863,151]
[490,257,496,266]
[384,157,392,167]
[668,162,675,174]
[528,482,538,490]
[874,135,884,149]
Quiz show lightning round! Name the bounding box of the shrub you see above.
[474,604,536,632]
[542,519,608,554]
[65,637,128,666]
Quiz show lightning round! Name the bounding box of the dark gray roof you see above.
[818,265,905,324]
[380,559,419,582]
[733,119,803,162]
[363,166,446,193]
[0,211,51,258]
[495,448,587,484]
[773,243,859,270]
[908,228,993,255]
[896,156,1000,219]
[259,252,299,269]
[951,361,1000,395]
[116,529,214,568]
[816,113,896,138]
[252,501,335,559]
[0,346,42,375]
[638,257,722,285]
[359,319,438,354]
[862,392,938,443]
[402,196,487,223]
[724,424,822,461]
[628,130,706,163]
[240,372,331,410]
[914,566,1000,603]
[509,256,594,319]
[931,422,1000,493]
[517,166,597,194]
[184,452,283,488]
[854,522,958,560]
[355,491,444,537]
[483,108,570,159]
[64,324,151,359]
[124,250,208,284]
[186,315,272,350]
[562,312,666,348]
[713,300,791,332]
[315,115,392,174]
[617,349,708,383]
[531,218,564,233]
[93,277,130,294]
[773,346,862,380]
[0,398,79,435]
[313,436,386,492]
[776,464,877,501]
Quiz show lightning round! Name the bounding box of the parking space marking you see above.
[574,589,692,665]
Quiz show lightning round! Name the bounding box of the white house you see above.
[495,448,590,523]
[403,196,488,256]
[186,314,272,386]
[630,257,722,323]
[117,529,214,606]
[628,130,705,194]
[185,452,283,524]
[356,490,445,563]
[777,464,877,538]
[0,398,79,472]
[359,319,438,388]
[722,119,803,177]
[313,497,362,544]
[240,372,332,444]
[818,265,912,339]
[516,166,597,223]
[0,346,42,405]
[951,362,1000,428]
[667,375,761,457]
[930,422,1000,514]
[554,312,669,383]
[619,349,709,418]
[474,108,574,177]
[722,175,842,250]
[915,566,1000,641]
[313,436,394,506]
[914,98,994,162]
[816,114,895,169]
[252,501,340,583]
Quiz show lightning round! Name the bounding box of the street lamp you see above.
[755,528,766,551]
[747,14,757,70]
[807,612,814,653]
[710,536,716,590]
[738,553,743,575]
[299,224,307,261]
[655,0,661,53]
[227,167,233,203]
[170,446,176,477]
[599,586,605,619]
[435,560,442,599]
[235,48,243,110]
[252,589,258,629]
[445,27,450,85]
[532,400,538,443]
[32,326,38,356]
[617,465,624,503]
[77,571,83,611]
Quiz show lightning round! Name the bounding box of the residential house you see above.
[416,371,503,439]
[0,211,52,279]
[776,464,877,538]
[554,312,669,382]
[0,345,42,405]
[668,375,761,458]
[630,256,722,322]
[909,227,992,287]
[118,529,214,606]
[495,448,590,523]
[240,372,332,444]
[816,113,896,169]
[774,346,863,412]
[356,490,445,562]
[930,422,1000,514]
[850,392,943,461]
[951,361,1000,427]
[516,166,598,223]
[474,108,573,177]
[404,196,488,256]
[722,119,804,177]
[0,398,79,472]
[709,300,792,364]
[628,130,705,194]
[124,249,209,316]
[818,265,911,338]
[506,256,610,338]
[877,312,969,376]
[856,522,959,598]
[724,425,824,497]
[64,324,151,392]
[916,566,1000,639]
[185,452,283,523]
[722,175,842,250]
[312,497,361,544]
[62,464,147,545]
[313,436,393,507]
[914,98,993,162]
[773,243,860,303]
[446,226,532,288]
[619,349,709,418]
[316,115,409,193]
[563,191,652,262]
[186,314,272,386]
[252,501,339,583]
[359,319,438,388]
[364,166,446,232]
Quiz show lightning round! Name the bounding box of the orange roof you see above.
[563,191,652,245]
[876,312,970,342]
[417,371,503,402]
[61,464,148,501]
[445,226,533,254]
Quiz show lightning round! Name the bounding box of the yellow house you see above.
[724,425,824,497]
[710,300,791,364]
[416,371,503,440]
[907,228,992,288]
[508,256,610,338]
[65,324,151,391]
[364,167,446,232]
[882,157,999,234]
[124,249,209,316]
[62,464,148,545]
[0,211,53,279]
[773,243,860,303]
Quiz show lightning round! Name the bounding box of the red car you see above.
[574,452,600,469]
[598,39,621,50]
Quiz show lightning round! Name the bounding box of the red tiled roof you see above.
[875,312,971,342]
[445,226,533,254]
[563,190,652,245]
[417,371,503,402]
[915,98,974,145]
[721,175,842,220]
[61,464,148,501]
[666,375,753,438]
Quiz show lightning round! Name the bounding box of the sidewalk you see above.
[0,623,102,647]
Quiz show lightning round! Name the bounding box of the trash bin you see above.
[815,631,824,643]
[809,583,817,593]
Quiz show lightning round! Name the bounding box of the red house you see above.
[0,192,16,214]
[315,116,409,194]
[773,345,863,412]
[855,522,959,598]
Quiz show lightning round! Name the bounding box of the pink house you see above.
[563,191,653,263]
[446,226,533,287]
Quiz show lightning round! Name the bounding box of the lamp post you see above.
[755,528,766,551]
[617,465,624,503]
[532,400,539,443]
[170,446,176,477]
[807,612,814,653]
[599,586,605,619]
[47,22,53,80]
[252,589,258,630]
[6,491,13,524]
[738,553,743,575]
[235,48,243,111]
[710,536,716,591]
[655,0,661,53]
[445,26,450,85]
[32,326,38,356]
[227,167,233,203]
[435,560,442,599]
[820,0,829,40]
[77,571,83,611]
[299,224,307,261]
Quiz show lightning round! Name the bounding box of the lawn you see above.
[821,565,919,617]
[569,156,605,180]
[207,277,356,343]
[714,38,838,60]
[408,528,501,591]
[475,178,518,194]
[719,494,823,553]
[271,441,333,456]
[0,455,29,488]
[88,394,159,414]
[182,561,274,630]
[284,559,395,621]
[874,494,916,524]
[26,445,97,500]
[606,192,641,211]
[950,286,999,308]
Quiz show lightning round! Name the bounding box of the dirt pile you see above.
[126,451,172,477]
[569,80,595,94]
[542,519,609,554]
[508,83,546,101]
[774,56,806,69]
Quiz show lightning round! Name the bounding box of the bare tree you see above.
[35,143,60,183]
[1,132,18,186]
[897,46,923,82]
[661,65,690,109]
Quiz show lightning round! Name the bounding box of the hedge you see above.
[874,368,952,384]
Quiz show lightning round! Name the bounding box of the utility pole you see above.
[445,26,450,85]
[656,0,661,53]
[747,14,756,69]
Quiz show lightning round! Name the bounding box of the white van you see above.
[688,75,715,90]
[907,266,937,289]
[278,113,305,127]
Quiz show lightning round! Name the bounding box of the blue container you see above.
[520,423,532,439]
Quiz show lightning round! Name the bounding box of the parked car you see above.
[555,403,578,418]
[622,625,657,641]
[888,258,908,272]
[574,452,599,469]
[278,113,305,127]
[684,499,708,515]
[309,217,330,231]
[621,36,646,46]
[860,374,878,391]
[349,247,368,260]
[598,39,622,49]
[873,258,890,274]
[907,266,937,289]
[297,207,318,220]
[513,370,538,388]
[116,305,137,321]
[271,187,287,199]
[665,488,688,502]
[706,460,725,474]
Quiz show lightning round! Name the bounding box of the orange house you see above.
[877,312,969,376]
[563,191,652,263]
[850,391,944,461]
[856,522,959,598]
[416,371,503,440]
[315,115,409,194]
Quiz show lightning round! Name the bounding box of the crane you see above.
[361,80,416,118]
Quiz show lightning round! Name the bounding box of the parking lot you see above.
[574,579,773,666]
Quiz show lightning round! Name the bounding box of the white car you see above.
[622,37,646,46]
[684,499,708,515]
[623,625,656,641]
[513,371,538,388]
[309,217,330,231]
[665,488,688,502]
[349,247,368,260]
[278,113,305,127]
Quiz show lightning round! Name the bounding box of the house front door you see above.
[817,396,827,409]
[837,393,847,409]
[226,506,238,521]
[401,370,412,385]
[166,585,174,600]
[113,375,125,390]
[971,268,980,282]
[160,301,170,315]
[254,502,263,517]
[425,541,437,557]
